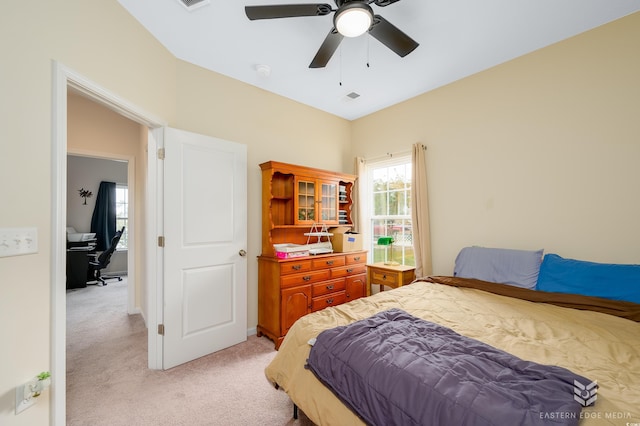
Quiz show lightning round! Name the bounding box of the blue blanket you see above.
[306,309,591,426]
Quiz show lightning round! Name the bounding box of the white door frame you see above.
[51,61,165,425]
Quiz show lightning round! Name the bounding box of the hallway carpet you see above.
[66,279,313,425]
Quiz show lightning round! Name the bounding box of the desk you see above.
[366,262,416,296]
[66,241,96,289]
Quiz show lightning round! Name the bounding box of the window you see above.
[366,157,414,265]
[115,184,128,250]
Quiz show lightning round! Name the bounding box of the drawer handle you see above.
[326,284,334,290]
[326,298,334,305]
[303,276,311,281]
[354,257,360,261]
[383,274,387,279]
[326,260,334,265]
[292,265,302,271]
[347,268,353,273]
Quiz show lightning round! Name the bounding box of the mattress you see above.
[265,279,640,425]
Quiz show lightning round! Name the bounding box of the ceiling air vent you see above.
[343,91,361,102]
[176,0,210,11]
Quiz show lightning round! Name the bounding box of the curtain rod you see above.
[365,147,423,163]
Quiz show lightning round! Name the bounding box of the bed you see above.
[264,249,640,425]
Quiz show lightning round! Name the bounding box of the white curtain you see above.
[353,157,366,234]
[411,143,433,277]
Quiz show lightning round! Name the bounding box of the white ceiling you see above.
[117,0,640,120]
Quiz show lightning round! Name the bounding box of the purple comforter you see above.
[306,309,590,426]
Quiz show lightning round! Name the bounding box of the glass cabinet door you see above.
[295,178,339,224]
[320,181,338,222]
[297,179,315,222]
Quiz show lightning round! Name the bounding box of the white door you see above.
[162,127,247,369]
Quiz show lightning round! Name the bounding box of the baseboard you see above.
[138,309,147,327]
[246,327,257,337]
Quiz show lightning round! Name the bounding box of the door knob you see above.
[239,249,247,257]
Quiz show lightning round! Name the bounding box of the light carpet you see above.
[66,278,314,425]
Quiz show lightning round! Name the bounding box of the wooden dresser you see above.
[257,161,367,348]
[257,251,367,348]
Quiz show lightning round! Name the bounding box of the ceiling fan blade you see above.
[369,14,419,57]
[245,4,333,20]
[373,0,401,6]
[309,28,344,68]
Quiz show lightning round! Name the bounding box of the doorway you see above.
[66,155,131,285]
[52,62,165,425]
[66,88,140,313]
[53,62,248,425]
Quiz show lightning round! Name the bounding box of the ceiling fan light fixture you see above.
[334,2,373,38]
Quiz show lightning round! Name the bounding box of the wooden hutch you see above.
[257,161,367,348]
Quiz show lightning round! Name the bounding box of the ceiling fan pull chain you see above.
[339,44,343,86]
[367,36,370,68]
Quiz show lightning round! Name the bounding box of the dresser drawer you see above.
[280,259,313,275]
[346,253,366,264]
[312,256,345,269]
[331,263,366,278]
[311,291,346,312]
[281,269,330,288]
[371,270,398,286]
[312,278,346,297]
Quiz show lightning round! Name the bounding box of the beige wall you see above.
[0,2,348,425]
[351,12,640,274]
[1,0,638,424]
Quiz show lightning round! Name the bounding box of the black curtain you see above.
[90,181,116,251]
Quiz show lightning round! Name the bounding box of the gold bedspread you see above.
[265,281,640,425]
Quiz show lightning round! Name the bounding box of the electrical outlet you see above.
[0,228,38,258]
[15,381,36,414]
[15,375,51,414]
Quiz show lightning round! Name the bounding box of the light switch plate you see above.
[0,228,38,258]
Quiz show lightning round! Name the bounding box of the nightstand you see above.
[366,262,416,296]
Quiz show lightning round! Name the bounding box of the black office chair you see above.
[88,226,125,286]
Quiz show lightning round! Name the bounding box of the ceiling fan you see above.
[245,0,419,68]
